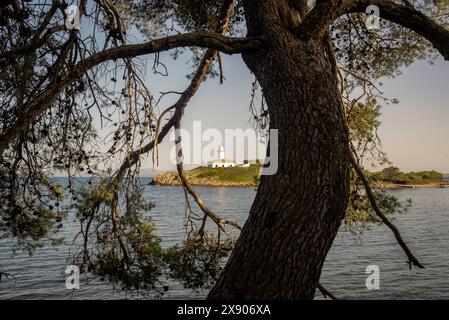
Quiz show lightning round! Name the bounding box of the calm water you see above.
[1,181,449,300]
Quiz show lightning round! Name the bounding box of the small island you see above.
[153,145,261,187]
[366,166,448,189]
[152,164,261,187]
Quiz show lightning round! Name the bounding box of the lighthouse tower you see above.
[207,145,235,168]
[218,144,225,161]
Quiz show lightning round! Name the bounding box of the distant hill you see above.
[152,164,260,187]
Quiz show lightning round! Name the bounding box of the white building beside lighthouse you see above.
[207,145,236,168]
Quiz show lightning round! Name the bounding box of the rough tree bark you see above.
[208,0,350,299]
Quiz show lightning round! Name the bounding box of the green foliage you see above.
[71,181,166,293]
[119,0,244,36]
[85,216,164,292]
[344,184,412,232]
[165,234,234,290]
[189,164,261,184]
[346,100,382,147]
[50,237,65,247]
[367,166,444,185]
[331,1,449,232]
[333,1,449,81]
[0,174,67,254]
[70,180,239,294]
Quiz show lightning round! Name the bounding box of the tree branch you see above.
[115,50,216,179]
[0,32,262,157]
[348,147,424,269]
[317,283,338,300]
[115,0,240,179]
[115,0,242,233]
[79,32,262,70]
[174,124,242,233]
[297,0,449,60]
[296,0,344,40]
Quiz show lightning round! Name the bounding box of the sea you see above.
[1,177,449,299]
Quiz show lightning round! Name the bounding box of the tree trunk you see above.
[208,1,350,300]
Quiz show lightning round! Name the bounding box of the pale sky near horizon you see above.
[375,58,449,173]
[74,3,449,174]
[136,52,449,173]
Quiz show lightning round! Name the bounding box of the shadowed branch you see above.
[349,145,424,269]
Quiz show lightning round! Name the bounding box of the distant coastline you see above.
[366,166,448,189]
[374,182,449,189]
[152,165,449,189]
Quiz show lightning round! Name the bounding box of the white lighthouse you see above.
[218,144,225,161]
[207,145,235,168]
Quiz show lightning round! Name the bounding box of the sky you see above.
[71,2,449,174]
[136,51,449,173]
[375,58,449,173]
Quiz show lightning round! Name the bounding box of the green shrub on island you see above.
[367,166,444,185]
[153,164,261,187]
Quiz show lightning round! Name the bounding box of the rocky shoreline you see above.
[379,182,449,189]
[152,168,448,189]
[151,171,256,187]
[152,172,448,189]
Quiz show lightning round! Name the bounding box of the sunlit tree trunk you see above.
[208,0,350,299]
